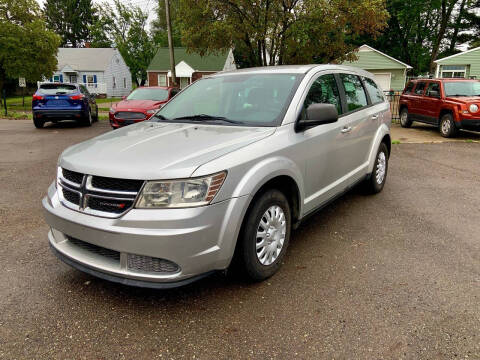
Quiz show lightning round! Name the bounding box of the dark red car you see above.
[109,86,179,129]
[399,78,480,137]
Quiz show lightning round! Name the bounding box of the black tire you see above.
[364,142,389,194]
[439,113,458,138]
[33,116,44,129]
[399,108,412,128]
[237,189,292,281]
[93,106,99,122]
[82,108,93,127]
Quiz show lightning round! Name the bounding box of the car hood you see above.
[445,96,480,104]
[114,99,166,111]
[59,122,276,179]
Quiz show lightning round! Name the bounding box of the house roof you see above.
[57,48,117,71]
[147,48,230,72]
[343,45,412,70]
[435,46,480,63]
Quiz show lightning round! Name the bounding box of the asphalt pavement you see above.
[0,119,479,359]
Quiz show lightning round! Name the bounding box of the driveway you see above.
[0,120,479,359]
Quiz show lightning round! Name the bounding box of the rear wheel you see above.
[82,108,93,127]
[33,116,44,129]
[93,106,99,122]
[364,142,389,194]
[399,108,412,128]
[236,189,291,281]
[439,113,457,138]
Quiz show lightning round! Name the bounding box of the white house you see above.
[44,48,132,97]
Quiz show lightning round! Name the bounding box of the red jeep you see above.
[399,79,480,137]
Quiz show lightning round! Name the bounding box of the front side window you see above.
[426,82,441,97]
[301,74,342,118]
[414,82,426,95]
[340,74,368,112]
[363,77,384,104]
[443,81,480,97]
[155,73,302,127]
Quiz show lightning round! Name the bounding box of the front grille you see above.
[67,237,120,261]
[91,175,144,193]
[62,168,83,184]
[62,188,80,205]
[115,111,146,120]
[58,168,144,218]
[127,254,180,274]
[88,196,134,214]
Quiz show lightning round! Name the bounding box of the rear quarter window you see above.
[363,77,385,104]
[404,82,415,94]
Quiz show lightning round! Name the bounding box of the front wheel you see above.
[364,142,389,194]
[439,113,457,138]
[237,189,291,281]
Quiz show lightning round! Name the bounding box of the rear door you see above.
[423,81,442,124]
[409,81,427,118]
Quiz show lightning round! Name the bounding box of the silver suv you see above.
[43,65,391,288]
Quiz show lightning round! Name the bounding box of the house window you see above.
[441,65,466,78]
[113,76,116,89]
[158,74,167,86]
[53,75,60,82]
[69,75,77,83]
[87,75,94,84]
[123,77,126,88]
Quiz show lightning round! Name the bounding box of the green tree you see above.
[151,0,182,47]
[44,0,96,47]
[91,1,156,86]
[177,0,389,67]
[0,0,60,95]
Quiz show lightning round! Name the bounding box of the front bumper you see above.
[459,119,480,131]
[43,183,250,287]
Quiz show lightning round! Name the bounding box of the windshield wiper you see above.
[447,94,470,97]
[171,114,244,125]
[150,114,170,121]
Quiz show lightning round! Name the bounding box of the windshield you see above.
[39,84,77,95]
[154,73,303,127]
[444,81,480,97]
[127,88,169,101]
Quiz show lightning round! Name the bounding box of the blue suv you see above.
[32,83,98,128]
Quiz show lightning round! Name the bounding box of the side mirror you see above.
[296,103,339,132]
[429,90,440,98]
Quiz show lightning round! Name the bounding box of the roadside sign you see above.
[19,78,26,87]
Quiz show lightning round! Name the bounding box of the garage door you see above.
[371,73,391,91]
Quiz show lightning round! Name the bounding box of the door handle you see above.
[341,126,352,133]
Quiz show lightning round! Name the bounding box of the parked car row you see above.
[399,78,480,137]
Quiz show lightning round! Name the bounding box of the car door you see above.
[336,73,374,181]
[409,81,427,119]
[423,81,442,124]
[297,72,348,214]
[82,85,97,114]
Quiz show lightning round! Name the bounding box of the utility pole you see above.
[165,0,177,87]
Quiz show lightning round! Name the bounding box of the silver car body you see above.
[43,65,391,288]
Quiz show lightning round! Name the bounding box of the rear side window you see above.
[340,74,368,112]
[302,74,342,117]
[363,77,384,104]
[39,84,77,95]
[414,82,426,95]
[404,82,415,94]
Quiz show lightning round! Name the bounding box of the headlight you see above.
[146,109,157,114]
[136,171,227,208]
[469,104,479,113]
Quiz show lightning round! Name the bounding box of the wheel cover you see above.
[376,151,386,185]
[441,118,451,134]
[256,205,286,266]
[400,111,408,125]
